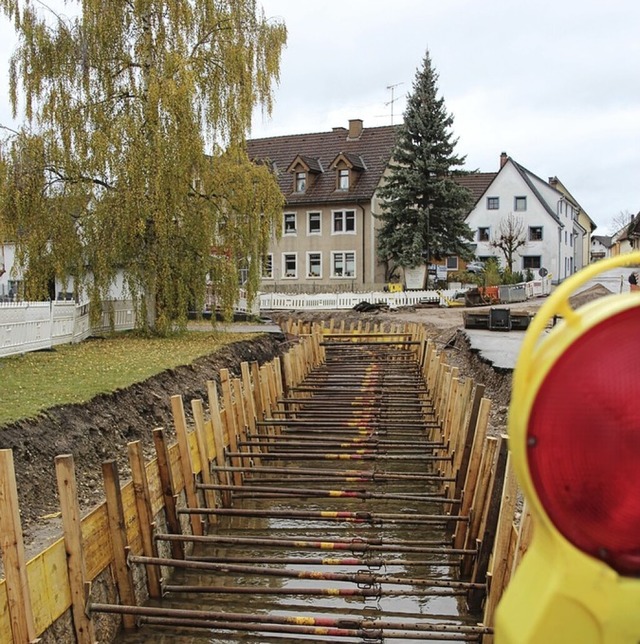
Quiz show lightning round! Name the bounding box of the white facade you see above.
[590,236,613,262]
[466,159,580,283]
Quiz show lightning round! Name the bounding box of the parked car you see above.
[466,261,485,274]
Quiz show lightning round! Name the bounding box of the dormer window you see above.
[295,171,306,192]
[329,152,365,192]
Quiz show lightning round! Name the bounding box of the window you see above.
[478,227,490,242]
[332,251,356,278]
[514,196,527,211]
[529,226,543,241]
[307,252,322,278]
[338,169,349,190]
[261,254,273,279]
[332,210,356,233]
[523,256,542,270]
[446,256,459,270]
[295,171,306,192]
[283,212,297,235]
[283,253,298,278]
[487,197,499,210]
[308,212,321,235]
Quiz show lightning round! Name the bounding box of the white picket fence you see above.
[258,278,551,311]
[0,299,135,359]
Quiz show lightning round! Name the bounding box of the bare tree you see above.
[490,213,527,273]
[610,210,635,236]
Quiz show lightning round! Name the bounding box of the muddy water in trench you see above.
[116,350,482,642]
[116,456,482,643]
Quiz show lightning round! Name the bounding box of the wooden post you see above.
[250,362,265,422]
[127,441,162,599]
[152,429,184,559]
[101,460,137,628]
[220,369,242,486]
[0,449,37,643]
[55,454,97,644]
[191,398,218,511]
[171,395,204,535]
[206,381,232,507]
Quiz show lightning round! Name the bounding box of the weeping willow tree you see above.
[0,0,286,333]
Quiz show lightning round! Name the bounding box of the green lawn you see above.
[0,331,254,427]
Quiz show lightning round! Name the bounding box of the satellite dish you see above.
[539,267,548,277]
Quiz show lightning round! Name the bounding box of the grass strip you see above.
[0,330,255,427]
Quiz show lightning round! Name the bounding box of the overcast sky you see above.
[249,0,640,234]
[1,1,638,235]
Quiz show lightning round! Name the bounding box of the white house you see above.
[464,153,586,283]
[590,235,614,261]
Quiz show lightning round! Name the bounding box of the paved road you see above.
[465,267,637,370]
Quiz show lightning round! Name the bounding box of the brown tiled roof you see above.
[455,172,497,205]
[247,124,399,205]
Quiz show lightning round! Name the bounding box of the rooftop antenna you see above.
[385,82,404,125]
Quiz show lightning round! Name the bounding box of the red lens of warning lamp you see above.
[527,306,640,576]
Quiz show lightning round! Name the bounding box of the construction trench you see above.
[0,319,522,644]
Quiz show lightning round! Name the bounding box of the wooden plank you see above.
[27,539,71,635]
[468,435,509,611]
[454,397,492,550]
[512,501,533,572]
[454,384,486,501]
[101,461,136,629]
[0,449,37,643]
[80,505,111,581]
[127,442,162,599]
[152,429,184,559]
[54,454,96,644]
[250,362,265,421]
[481,451,517,627]
[191,398,217,512]
[461,435,498,577]
[171,395,204,535]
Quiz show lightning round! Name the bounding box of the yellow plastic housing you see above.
[496,252,640,644]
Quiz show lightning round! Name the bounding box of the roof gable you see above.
[247,123,398,205]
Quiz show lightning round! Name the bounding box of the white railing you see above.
[0,301,93,358]
[259,278,552,312]
[0,300,135,359]
[259,289,458,311]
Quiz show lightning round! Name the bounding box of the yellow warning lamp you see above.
[496,252,640,644]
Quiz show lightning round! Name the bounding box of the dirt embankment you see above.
[0,334,286,557]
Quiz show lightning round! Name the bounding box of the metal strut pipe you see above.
[154,533,456,550]
[90,602,492,635]
[197,482,460,505]
[128,555,486,589]
[210,464,455,482]
[176,507,468,525]
[162,583,466,596]
[223,451,452,462]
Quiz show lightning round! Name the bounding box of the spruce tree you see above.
[377,50,473,283]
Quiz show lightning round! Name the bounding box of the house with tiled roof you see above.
[591,234,614,261]
[247,119,398,290]
[465,153,592,282]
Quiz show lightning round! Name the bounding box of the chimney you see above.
[347,119,364,140]
[500,152,508,168]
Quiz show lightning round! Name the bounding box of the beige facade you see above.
[247,120,397,292]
